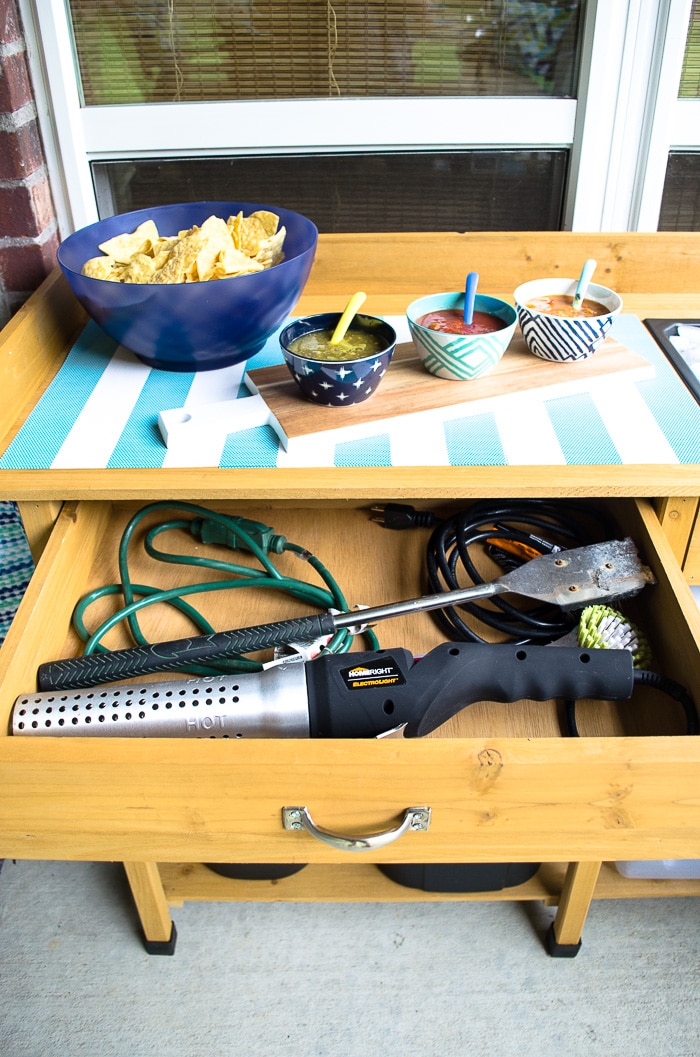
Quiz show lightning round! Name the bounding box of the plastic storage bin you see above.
[615,860,700,879]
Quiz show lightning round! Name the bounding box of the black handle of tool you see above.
[406,643,636,737]
[305,642,636,738]
[37,613,337,691]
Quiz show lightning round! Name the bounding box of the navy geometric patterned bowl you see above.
[279,313,397,406]
[514,278,622,363]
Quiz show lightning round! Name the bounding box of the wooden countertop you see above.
[1,231,699,503]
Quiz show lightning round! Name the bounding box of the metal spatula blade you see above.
[331,537,655,627]
[476,536,655,611]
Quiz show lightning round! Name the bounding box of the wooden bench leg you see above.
[123,861,177,955]
[546,861,601,957]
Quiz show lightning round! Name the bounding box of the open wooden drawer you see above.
[1,496,699,956]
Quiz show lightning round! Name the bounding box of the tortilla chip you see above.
[81,210,284,283]
[81,255,125,281]
[120,253,158,284]
[97,220,159,264]
[214,246,265,277]
[193,215,236,280]
[236,214,273,258]
[254,226,286,266]
[227,211,244,250]
[249,210,280,237]
[153,235,180,254]
[153,231,204,283]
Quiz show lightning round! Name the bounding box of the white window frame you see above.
[19,0,699,236]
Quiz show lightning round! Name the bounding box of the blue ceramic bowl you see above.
[57,201,318,372]
[514,278,622,362]
[407,292,517,380]
[279,313,397,406]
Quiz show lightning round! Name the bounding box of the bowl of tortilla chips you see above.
[57,201,318,371]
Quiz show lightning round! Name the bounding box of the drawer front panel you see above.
[1,736,699,864]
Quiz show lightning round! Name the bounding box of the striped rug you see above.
[0,502,33,645]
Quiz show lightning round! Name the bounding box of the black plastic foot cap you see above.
[546,922,582,958]
[143,922,177,955]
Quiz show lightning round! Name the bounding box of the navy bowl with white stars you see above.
[279,313,397,406]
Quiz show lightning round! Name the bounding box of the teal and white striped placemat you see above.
[1,314,698,470]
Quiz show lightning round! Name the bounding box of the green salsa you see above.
[288,328,384,361]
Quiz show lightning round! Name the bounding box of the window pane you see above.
[679,0,700,98]
[658,153,700,230]
[92,150,568,231]
[69,1,582,105]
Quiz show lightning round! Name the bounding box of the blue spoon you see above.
[572,258,596,311]
[464,271,478,327]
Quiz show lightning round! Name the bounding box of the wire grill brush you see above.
[576,604,653,669]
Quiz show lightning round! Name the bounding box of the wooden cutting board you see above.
[245,332,654,449]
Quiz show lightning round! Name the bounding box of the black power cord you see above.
[564,669,699,737]
[374,499,614,645]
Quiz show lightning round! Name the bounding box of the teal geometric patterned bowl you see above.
[407,292,517,380]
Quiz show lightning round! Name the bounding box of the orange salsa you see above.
[525,294,609,318]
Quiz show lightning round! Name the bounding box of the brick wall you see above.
[0,0,59,329]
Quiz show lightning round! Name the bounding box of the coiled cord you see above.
[423,499,615,644]
[73,501,379,676]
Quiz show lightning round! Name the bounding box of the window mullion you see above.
[566,0,673,231]
[635,0,696,230]
[20,0,97,231]
[569,0,692,232]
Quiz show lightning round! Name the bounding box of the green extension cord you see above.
[73,501,379,676]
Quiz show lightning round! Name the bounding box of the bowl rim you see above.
[406,291,518,332]
[283,347,395,367]
[513,278,622,317]
[57,199,318,286]
[279,312,397,365]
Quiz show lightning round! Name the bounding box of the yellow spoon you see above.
[330,291,367,345]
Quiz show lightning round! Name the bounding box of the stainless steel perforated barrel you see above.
[12,661,310,738]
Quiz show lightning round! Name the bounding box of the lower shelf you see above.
[158,860,700,908]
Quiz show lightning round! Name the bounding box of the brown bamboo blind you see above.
[68,1,581,105]
[679,0,700,97]
[92,150,569,231]
[659,154,700,231]
[659,2,700,230]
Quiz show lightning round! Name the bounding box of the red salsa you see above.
[417,309,507,335]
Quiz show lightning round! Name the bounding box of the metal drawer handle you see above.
[281,806,431,851]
